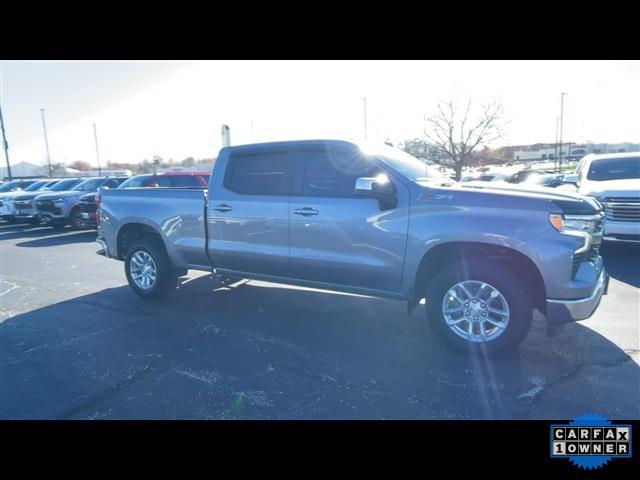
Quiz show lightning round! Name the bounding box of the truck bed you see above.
[99,187,211,270]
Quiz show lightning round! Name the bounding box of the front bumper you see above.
[546,269,609,324]
[79,211,98,228]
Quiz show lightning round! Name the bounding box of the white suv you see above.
[564,152,640,243]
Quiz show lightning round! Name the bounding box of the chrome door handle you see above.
[212,204,233,212]
[293,207,319,216]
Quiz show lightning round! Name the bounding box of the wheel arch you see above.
[116,222,167,261]
[410,241,547,316]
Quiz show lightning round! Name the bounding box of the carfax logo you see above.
[550,413,632,470]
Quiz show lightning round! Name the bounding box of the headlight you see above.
[549,214,600,254]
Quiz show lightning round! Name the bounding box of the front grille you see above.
[79,201,97,214]
[35,200,61,215]
[14,200,33,209]
[603,197,640,222]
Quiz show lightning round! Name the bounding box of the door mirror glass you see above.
[355,174,397,209]
[562,173,579,186]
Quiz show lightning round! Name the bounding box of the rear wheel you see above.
[125,236,177,299]
[425,259,532,355]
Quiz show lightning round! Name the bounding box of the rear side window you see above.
[168,175,202,187]
[302,149,378,197]
[119,175,151,188]
[226,152,295,195]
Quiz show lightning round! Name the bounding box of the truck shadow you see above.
[1,275,637,420]
[0,224,96,244]
[601,242,640,288]
[16,231,96,248]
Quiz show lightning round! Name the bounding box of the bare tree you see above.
[424,99,504,180]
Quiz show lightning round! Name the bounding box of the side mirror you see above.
[355,174,397,210]
[562,173,579,186]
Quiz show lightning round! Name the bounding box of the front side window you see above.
[302,149,378,198]
[586,157,640,181]
[226,152,294,195]
[72,178,104,191]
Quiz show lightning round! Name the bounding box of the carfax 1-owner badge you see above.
[550,413,632,470]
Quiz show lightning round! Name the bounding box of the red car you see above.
[79,171,211,228]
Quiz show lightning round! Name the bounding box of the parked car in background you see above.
[0,179,41,203]
[97,140,607,355]
[117,171,210,189]
[520,172,565,188]
[11,178,84,224]
[0,179,47,221]
[77,177,130,228]
[34,176,128,229]
[0,179,63,223]
[563,152,640,243]
[77,173,209,229]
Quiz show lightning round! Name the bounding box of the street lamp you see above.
[0,104,11,180]
[40,108,53,178]
[558,93,567,173]
[93,123,101,176]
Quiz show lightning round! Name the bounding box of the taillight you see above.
[95,193,102,224]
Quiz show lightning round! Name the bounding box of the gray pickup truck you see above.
[97,140,608,353]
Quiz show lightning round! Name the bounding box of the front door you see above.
[289,146,410,293]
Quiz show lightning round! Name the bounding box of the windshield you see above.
[49,178,82,191]
[0,180,24,192]
[72,178,104,192]
[24,180,52,191]
[368,145,451,183]
[118,175,151,188]
[586,157,640,181]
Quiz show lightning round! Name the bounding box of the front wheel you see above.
[425,259,533,355]
[125,237,177,299]
[69,210,84,230]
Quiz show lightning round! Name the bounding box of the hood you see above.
[417,180,601,215]
[7,191,47,201]
[580,178,640,197]
[0,190,24,199]
[35,190,84,200]
[450,180,588,203]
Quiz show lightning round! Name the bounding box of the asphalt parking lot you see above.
[0,221,638,419]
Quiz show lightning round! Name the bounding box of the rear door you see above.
[208,148,296,277]
[289,146,410,293]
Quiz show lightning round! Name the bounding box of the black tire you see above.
[5,215,15,224]
[425,259,532,355]
[28,217,41,225]
[124,236,177,299]
[69,210,84,230]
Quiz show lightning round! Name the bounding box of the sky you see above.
[0,60,638,168]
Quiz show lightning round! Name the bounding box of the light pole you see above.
[0,104,11,180]
[40,109,53,178]
[362,97,368,139]
[93,123,101,175]
[558,93,567,173]
[554,117,560,173]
